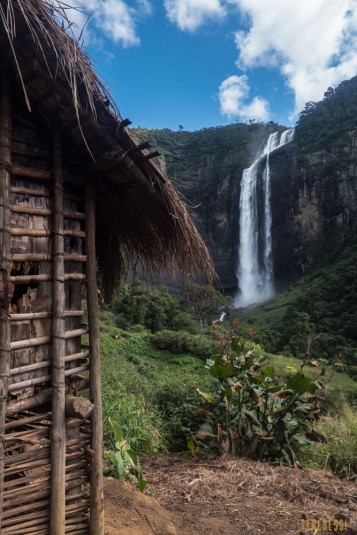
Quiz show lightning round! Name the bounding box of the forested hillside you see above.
[133,76,357,367]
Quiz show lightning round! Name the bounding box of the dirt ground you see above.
[104,455,357,535]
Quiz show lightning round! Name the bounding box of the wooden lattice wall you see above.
[0,71,104,534]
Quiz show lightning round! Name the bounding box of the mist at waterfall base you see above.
[234,128,295,309]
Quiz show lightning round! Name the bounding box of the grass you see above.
[300,403,357,478]
[270,353,357,402]
[99,306,357,479]
[99,314,212,454]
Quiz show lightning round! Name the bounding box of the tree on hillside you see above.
[186,284,226,333]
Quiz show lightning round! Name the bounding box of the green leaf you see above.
[262,366,274,378]
[113,452,125,480]
[231,339,243,354]
[287,372,317,394]
[109,418,124,443]
[243,410,262,428]
[291,434,311,446]
[138,477,147,492]
[224,387,233,399]
[196,388,214,403]
[210,363,236,379]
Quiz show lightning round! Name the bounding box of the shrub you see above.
[150,330,212,359]
[150,371,206,450]
[112,282,190,332]
[195,323,333,466]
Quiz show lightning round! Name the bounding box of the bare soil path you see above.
[104,455,357,535]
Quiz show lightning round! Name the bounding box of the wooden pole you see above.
[50,129,66,535]
[85,184,104,534]
[0,69,12,533]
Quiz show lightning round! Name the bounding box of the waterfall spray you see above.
[234,128,294,307]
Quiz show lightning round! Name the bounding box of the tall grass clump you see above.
[300,403,357,478]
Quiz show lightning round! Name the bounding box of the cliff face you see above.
[133,77,357,293]
[269,132,357,288]
[134,123,285,292]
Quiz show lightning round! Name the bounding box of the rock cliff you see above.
[133,76,357,294]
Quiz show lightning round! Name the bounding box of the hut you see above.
[0,1,214,533]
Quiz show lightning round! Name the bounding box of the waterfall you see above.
[234,128,295,307]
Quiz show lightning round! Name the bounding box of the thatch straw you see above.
[0,0,216,300]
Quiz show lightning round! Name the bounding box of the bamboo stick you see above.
[10,274,51,283]
[10,228,50,237]
[11,229,84,238]
[2,516,50,532]
[63,211,85,220]
[5,412,51,430]
[10,186,50,197]
[86,184,104,535]
[8,375,51,392]
[11,164,51,181]
[10,352,88,376]
[4,443,87,468]
[10,273,84,283]
[3,498,50,519]
[10,360,51,375]
[10,206,86,220]
[64,274,85,281]
[64,311,85,318]
[11,253,52,262]
[11,254,86,262]
[50,128,66,535]
[64,365,89,377]
[9,310,83,321]
[65,255,86,262]
[64,351,88,362]
[3,510,50,526]
[10,205,51,216]
[63,230,85,238]
[3,501,90,528]
[64,328,88,339]
[10,335,50,350]
[4,479,49,499]
[9,312,50,320]
[0,71,12,532]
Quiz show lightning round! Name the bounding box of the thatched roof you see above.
[0,0,215,298]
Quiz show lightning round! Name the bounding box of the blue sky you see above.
[64,0,357,131]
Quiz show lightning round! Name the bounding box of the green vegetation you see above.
[100,312,213,453]
[104,418,147,491]
[296,76,357,158]
[132,122,284,175]
[111,282,196,333]
[194,323,337,466]
[300,403,357,478]
[235,245,357,377]
[100,281,357,481]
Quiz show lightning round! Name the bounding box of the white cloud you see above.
[229,0,357,118]
[63,0,150,47]
[219,75,271,121]
[164,0,226,31]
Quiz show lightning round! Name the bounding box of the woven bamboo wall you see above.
[1,109,92,533]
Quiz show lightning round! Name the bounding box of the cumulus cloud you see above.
[219,75,271,121]
[164,0,226,31]
[63,0,149,47]
[229,0,357,117]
